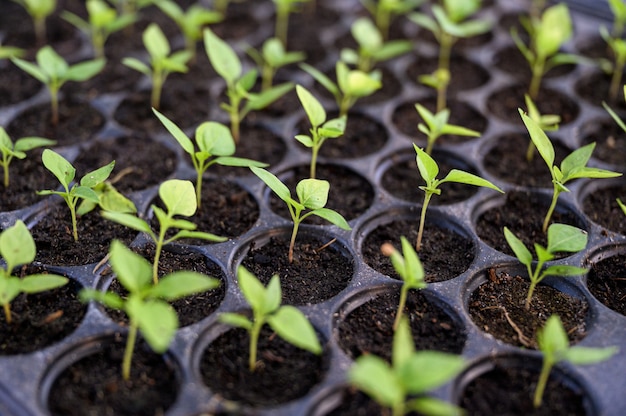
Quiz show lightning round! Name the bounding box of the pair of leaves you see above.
[62,0,136,38]
[248,37,305,70]
[409,0,490,40]
[0,127,55,184]
[295,85,346,146]
[123,24,191,76]
[157,0,222,43]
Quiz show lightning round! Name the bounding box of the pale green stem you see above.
[228,89,242,144]
[288,219,301,263]
[376,9,390,41]
[392,402,404,416]
[310,144,320,179]
[525,139,536,162]
[2,160,9,188]
[151,70,164,110]
[33,16,47,46]
[533,357,553,408]
[48,84,60,126]
[542,188,560,233]
[437,34,454,112]
[609,56,625,102]
[152,230,166,284]
[425,136,436,155]
[249,320,262,371]
[69,203,79,242]
[525,280,537,310]
[393,284,409,330]
[275,9,289,47]
[416,192,433,251]
[196,170,203,209]
[261,64,274,92]
[3,303,11,324]
[122,323,138,380]
[529,59,545,100]
[93,30,105,59]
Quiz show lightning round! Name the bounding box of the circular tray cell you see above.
[455,354,598,415]
[267,163,374,223]
[6,97,105,147]
[0,272,85,355]
[237,227,354,305]
[0,63,41,107]
[586,248,626,317]
[284,5,341,65]
[72,135,178,193]
[44,334,180,416]
[359,207,475,283]
[465,265,590,349]
[102,245,227,328]
[577,117,626,168]
[474,190,588,257]
[481,131,573,188]
[492,44,577,82]
[580,178,626,235]
[198,323,329,408]
[65,60,143,97]
[379,148,481,204]
[392,97,487,144]
[487,83,580,126]
[406,54,490,93]
[335,286,467,361]
[576,71,626,111]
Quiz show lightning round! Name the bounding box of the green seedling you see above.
[520,109,622,232]
[123,23,192,110]
[603,85,626,135]
[102,179,226,284]
[511,3,578,99]
[220,266,321,371]
[415,103,480,155]
[340,17,413,73]
[380,236,426,331]
[38,149,115,242]
[600,25,626,102]
[609,0,626,37]
[62,0,136,58]
[0,43,25,60]
[295,85,346,179]
[0,127,55,188]
[534,315,617,408]
[523,94,560,161]
[11,46,105,125]
[250,166,351,263]
[272,0,309,47]
[80,240,220,380]
[204,28,294,143]
[414,144,503,251]
[0,220,68,324]
[300,60,381,118]
[503,223,588,310]
[618,198,626,215]
[11,0,56,45]
[409,0,491,111]
[109,0,152,18]
[348,317,465,416]
[152,108,267,207]
[359,0,424,41]
[76,169,138,217]
[156,0,222,59]
[246,37,305,91]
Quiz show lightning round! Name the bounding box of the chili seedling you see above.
[0,127,55,188]
[415,103,480,155]
[246,37,305,92]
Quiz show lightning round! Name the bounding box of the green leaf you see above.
[546,223,588,253]
[79,288,124,310]
[250,166,291,203]
[542,264,588,277]
[349,355,403,409]
[409,397,464,416]
[300,62,339,98]
[536,3,572,59]
[37,46,68,80]
[400,351,465,393]
[441,169,503,192]
[109,240,153,293]
[80,160,115,187]
[11,56,48,83]
[373,40,413,62]
[73,186,100,203]
[159,179,197,217]
[101,211,153,234]
[246,82,294,111]
[537,315,569,356]
[144,23,170,59]
[42,149,75,188]
[263,274,282,316]
[399,236,425,288]
[0,220,36,271]
[392,317,415,368]
[219,312,253,330]
[520,109,555,168]
[296,178,329,209]
[504,227,532,266]
[310,208,351,230]
[204,27,241,85]
[565,345,619,365]
[267,306,322,354]
[237,266,269,314]
[345,70,381,97]
[153,108,195,155]
[414,144,438,183]
[65,58,105,82]
[296,85,326,128]
[295,134,314,147]
[0,277,21,306]
[13,136,55,153]
[352,17,382,51]
[215,156,267,168]
[173,230,227,243]
[122,57,151,76]
[131,299,177,353]
[149,271,220,300]
[196,121,235,156]
[19,274,68,293]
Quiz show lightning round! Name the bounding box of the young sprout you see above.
[204,28,294,143]
[503,223,588,310]
[300,60,382,118]
[80,240,220,380]
[340,17,413,73]
[523,93,560,161]
[61,0,137,59]
[0,220,68,324]
[534,315,617,408]
[219,266,321,372]
[152,108,268,208]
[272,0,309,47]
[156,0,222,59]
[409,0,491,111]
[0,127,55,188]
[37,149,115,242]
[76,173,138,218]
[359,0,425,41]
[415,103,480,155]
[102,179,227,284]
[250,166,351,263]
[413,144,503,251]
[599,25,626,102]
[295,85,346,179]
[380,236,426,331]
[11,46,105,125]
[246,37,305,92]
[108,0,152,19]
[122,23,192,110]
[348,317,465,416]
[511,3,578,99]
[520,109,622,232]
[0,43,25,60]
[11,0,56,46]
[608,0,626,38]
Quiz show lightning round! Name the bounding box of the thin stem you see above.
[376,9,390,41]
[122,323,138,380]
[310,144,320,179]
[533,357,553,408]
[49,87,60,126]
[529,59,545,100]
[151,71,164,110]
[3,303,11,324]
[425,136,435,155]
[196,170,203,209]
[275,9,289,47]
[2,161,9,188]
[393,285,408,330]
[34,16,47,46]
[525,280,537,310]
[249,320,262,371]
[68,197,79,241]
[416,192,433,251]
[525,139,536,162]
[261,64,273,92]
[288,219,300,263]
[542,188,560,233]
[609,56,625,102]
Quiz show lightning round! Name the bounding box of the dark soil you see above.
[486,83,579,126]
[268,164,374,223]
[47,334,178,416]
[336,288,466,362]
[579,117,626,168]
[361,216,475,283]
[492,44,576,82]
[459,356,591,415]
[586,253,626,316]
[0,63,41,107]
[575,71,626,110]
[482,131,572,188]
[380,148,480,204]
[6,97,105,147]
[200,325,327,407]
[0,271,85,354]
[475,190,585,257]
[324,387,389,416]
[582,183,626,235]
[406,54,490,92]
[240,233,354,305]
[468,270,588,348]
